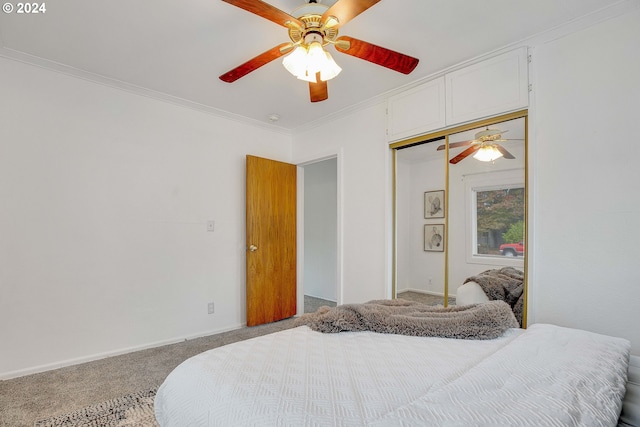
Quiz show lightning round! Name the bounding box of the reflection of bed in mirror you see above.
[456,281,490,305]
[456,266,524,326]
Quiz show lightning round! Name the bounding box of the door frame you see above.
[296,149,343,315]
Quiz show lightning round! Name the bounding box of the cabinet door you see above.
[387,77,446,142]
[445,48,528,126]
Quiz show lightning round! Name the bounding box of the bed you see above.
[155,302,630,426]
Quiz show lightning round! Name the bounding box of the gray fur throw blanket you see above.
[463,266,524,327]
[294,299,518,340]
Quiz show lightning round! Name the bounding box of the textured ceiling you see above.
[0,0,627,130]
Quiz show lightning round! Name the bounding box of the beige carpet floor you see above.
[0,296,336,427]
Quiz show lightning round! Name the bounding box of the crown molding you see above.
[2,0,636,137]
[0,46,292,136]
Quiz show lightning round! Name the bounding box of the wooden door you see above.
[246,155,297,326]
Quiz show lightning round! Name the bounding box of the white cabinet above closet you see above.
[445,48,529,125]
[386,77,445,142]
[386,48,529,143]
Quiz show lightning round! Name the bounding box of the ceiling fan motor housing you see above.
[475,128,504,141]
[287,3,338,47]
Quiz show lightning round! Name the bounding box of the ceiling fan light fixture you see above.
[282,39,341,83]
[473,145,504,162]
[297,72,317,83]
[282,45,308,77]
[319,50,341,81]
[306,41,328,71]
[220,0,419,102]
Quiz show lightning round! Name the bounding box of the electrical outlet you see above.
[207,220,215,232]
[207,302,215,314]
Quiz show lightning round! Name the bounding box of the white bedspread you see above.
[154,324,630,426]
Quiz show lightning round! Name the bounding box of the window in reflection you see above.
[475,186,525,256]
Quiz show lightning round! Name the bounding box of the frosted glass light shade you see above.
[319,51,342,81]
[282,42,341,83]
[306,42,326,75]
[282,46,308,78]
[473,145,504,162]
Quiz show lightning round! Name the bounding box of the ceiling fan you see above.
[218,0,419,102]
[437,128,524,164]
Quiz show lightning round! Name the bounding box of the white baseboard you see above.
[0,322,245,380]
[304,293,337,303]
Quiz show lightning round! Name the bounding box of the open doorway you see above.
[301,158,338,313]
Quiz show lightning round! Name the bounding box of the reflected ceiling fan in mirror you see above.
[437,128,524,164]
[219,0,419,102]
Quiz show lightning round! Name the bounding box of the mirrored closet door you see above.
[392,111,528,325]
[394,137,447,306]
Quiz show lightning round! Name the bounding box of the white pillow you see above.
[455,281,489,306]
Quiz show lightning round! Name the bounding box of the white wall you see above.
[293,103,390,304]
[0,57,291,378]
[303,159,337,301]
[396,155,446,294]
[530,8,640,354]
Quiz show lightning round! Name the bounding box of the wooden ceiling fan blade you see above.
[221,0,303,28]
[438,140,474,151]
[450,145,481,164]
[496,145,515,159]
[335,36,419,74]
[322,0,381,29]
[219,43,291,83]
[309,74,328,102]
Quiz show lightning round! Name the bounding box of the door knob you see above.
[249,244,258,252]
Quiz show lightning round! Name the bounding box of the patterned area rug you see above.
[34,387,159,427]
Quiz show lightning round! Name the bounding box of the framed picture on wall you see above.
[424,224,445,252]
[424,190,445,219]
